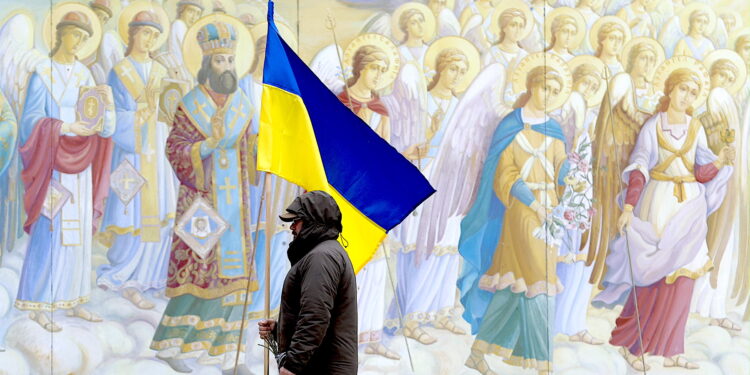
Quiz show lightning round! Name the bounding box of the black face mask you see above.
[282,191,343,265]
[209,68,238,94]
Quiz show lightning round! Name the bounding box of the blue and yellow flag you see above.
[257,1,435,272]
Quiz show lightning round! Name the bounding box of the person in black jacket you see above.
[259,190,358,375]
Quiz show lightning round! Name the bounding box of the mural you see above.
[0,0,748,374]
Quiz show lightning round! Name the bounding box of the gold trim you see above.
[101,214,176,236]
[666,259,714,284]
[472,339,551,371]
[15,295,90,312]
[191,142,205,190]
[478,272,564,297]
[166,279,259,300]
[150,338,245,357]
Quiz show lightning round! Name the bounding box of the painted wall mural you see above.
[0,0,748,374]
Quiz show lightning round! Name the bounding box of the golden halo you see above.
[589,16,631,54]
[423,36,481,94]
[544,7,586,51]
[652,56,711,109]
[391,2,437,44]
[678,2,716,36]
[118,0,170,50]
[42,2,103,61]
[703,49,747,95]
[92,0,122,31]
[250,21,298,54]
[620,37,665,81]
[730,26,750,50]
[511,52,573,111]
[181,14,254,78]
[164,0,208,23]
[568,55,607,108]
[343,33,401,91]
[489,0,534,42]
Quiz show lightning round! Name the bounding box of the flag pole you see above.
[233,173,270,375]
[263,173,274,375]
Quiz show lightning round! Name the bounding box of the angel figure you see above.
[591,16,630,78]
[587,37,665,288]
[458,0,495,51]
[15,5,115,331]
[544,7,586,62]
[96,4,176,310]
[460,53,571,375]
[388,38,480,346]
[167,0,204,69]
[661,4,717,60]
[481,1,532,68]
[735,32,750,112]
[0,13,44,261]
[87,0,125,85]
[572,0,603,56]
[551,56,607,346]
[593,58,733,372]
[690,49,747,333]
[615,0,657,38]
[0,91,16,266]
[520,0,556,53]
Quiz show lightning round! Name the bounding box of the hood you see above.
[285,190,343,265]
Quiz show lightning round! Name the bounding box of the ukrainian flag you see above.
[257,1,435,272]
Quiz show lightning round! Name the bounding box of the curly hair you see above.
[427,48,469,92]
[544,15,578,52]
[398,8,425,44]
[657,68,702,115]
[625,41,658,75]
[513,65,564,109]
[347,45,389,88]
[594,22,625,57]
[497,8,527,44]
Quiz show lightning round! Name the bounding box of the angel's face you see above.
[739,42,750,65]
[361,59,388,90]
[531,78,562,111]
[93,9,111,25]
[61,27,89,56]
[502,16,526,43]
[133,26,161,53]
[690,14,710,35]
[710,67,736,90]
[406,14,426,40]
[181,5,202,26]
[601,30,624,56]
[575,74,600,100]
[633,50,656,77]
[555,23,577,50]
[669,80,699,112]
[440,60,468,91]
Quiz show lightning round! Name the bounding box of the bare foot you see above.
[435,316,467,335]
[29,312,61,332]
[664,355,699,369]
[710,318,741,332]
[364,343,401,360]
[403,322,437,345]
[123,288,155,310]
[465,350,497,375]
[619,347,650,371]
[569,330,604,345]
[66,306,103,322]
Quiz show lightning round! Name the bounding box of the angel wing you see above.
[603,0,631,16]
[90,31,124,85]
[309,44,345,96]
[658,15,684,58]
[0,13,46,119]
[710,20,729,49]
[698,88,743,290]
[550,90,587,152]
[436,8,461,38]
[650,1,676,33]
[413,63,512,257]
[381,62,429,152]
[586,73,652,288]
[737,100,750,305]
[360,11,393,40]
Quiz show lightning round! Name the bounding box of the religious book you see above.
[76,85,108,132]
[110,159,146,208]
[41,179,72,220]
[158,78,190,124]
[175,197,229,259]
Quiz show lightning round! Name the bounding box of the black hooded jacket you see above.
[276,191,358,374]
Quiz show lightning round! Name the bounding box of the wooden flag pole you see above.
[263,174,275,375]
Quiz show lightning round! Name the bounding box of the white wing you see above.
[414,63,511,255]
[309,44,345,96]
[90,31,124,85]
[437,8,461,38]
[550,90,587,150]
[710,20,729,49]
[360,11,392,41]
[0,13,45,118]
[650,1,675,32]
[381,62,428,152]
[658,16,684,58]
[603,0,631,16]
[461,14,489,52]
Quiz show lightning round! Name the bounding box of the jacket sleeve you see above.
[283,252,340,373]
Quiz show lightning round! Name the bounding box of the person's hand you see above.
[279,368,295,375]
[67,121,97,136]
[718,145,736,167]
[533,203,549,224]
[96,85,114,107]
[617,205,633,236]
[258,319,276,340]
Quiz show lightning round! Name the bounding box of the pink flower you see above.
[578,160,590,174]
[587,208,597,217]
[563,210,575,221]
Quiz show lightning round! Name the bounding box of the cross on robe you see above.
[219,177,237,205]
[120,175,135,191]
[119,64,137,84]
[192,99,210,122]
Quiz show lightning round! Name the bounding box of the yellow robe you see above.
[478,127,567,297]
